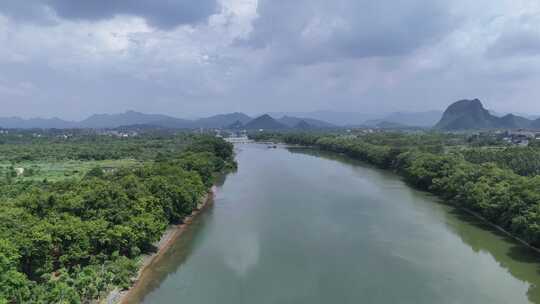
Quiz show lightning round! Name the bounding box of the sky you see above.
[1,0,540,119]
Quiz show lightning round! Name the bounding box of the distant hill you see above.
[244,114,288,130]
[266,111,380,126]
[365,111,442,127]
[375,121,414,129]
[4,105,538,130]
[267,110,443,127]
[531,119,540,130]
[79,111,193,129]
[277,116,335,128]
[228,115,327,130]
[435,99,532,130]
[194,112,252,128]
[498,114,532,129]
[294,120,313,130]
[435,99,499,130]
[490,111,540,120]
[0,117,76,129]
[227,120,245,130]
[0,111,253,130]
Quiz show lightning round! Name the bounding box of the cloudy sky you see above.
[1,0,540,119]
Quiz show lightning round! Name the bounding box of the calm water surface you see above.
[124,144,540,304]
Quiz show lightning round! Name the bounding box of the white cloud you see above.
[0,0,540,118]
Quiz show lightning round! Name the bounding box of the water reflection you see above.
[290,146,540,303]
[445,210,540,303]
[222,230,260,277]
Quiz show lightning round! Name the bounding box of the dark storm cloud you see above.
[243,0,457,64]
[0,0,219,28]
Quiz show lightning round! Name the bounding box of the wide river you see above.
[124,144,540,304]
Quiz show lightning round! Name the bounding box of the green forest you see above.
[251,132,540,248]
[0,133,235,303]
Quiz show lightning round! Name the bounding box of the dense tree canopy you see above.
[0,134,235,303]
[462,147,540,176]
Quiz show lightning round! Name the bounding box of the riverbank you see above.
[102,186,217,304]
[459,206,540,254]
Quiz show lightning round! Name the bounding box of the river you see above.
[123,144,540,304]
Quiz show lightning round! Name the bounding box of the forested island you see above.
[251,132,540,248]
[0,132,235,303]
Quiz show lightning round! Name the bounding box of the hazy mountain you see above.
[227,120,245,130]
[244,114,288,130]
[194,112,252,128]
[490,111,540,120]
[435,99,498,130]
[294,120,313,130]
[530,119,540,129]
[0,111,255,129]
[435,99,532,130]
[374,121,413,129]
[266,111,380,126]
[151,117,194,129]
[498,114,532,129]
[226,116,322,130]
[0,117,77,129]
[4,104,535,130]
[365,111,442,127]
[79,111,192,129]
[155,112,252,129]
[277,116,336,128]
[268,110,443,127]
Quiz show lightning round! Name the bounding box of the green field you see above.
[0,158,140,182]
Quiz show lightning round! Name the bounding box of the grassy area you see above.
[0,158,140,182]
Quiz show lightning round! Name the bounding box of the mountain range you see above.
[3,101,539,130]
[435,99,540,130]
[266,110,446,127]
[243,114,288,130]
[0,111,334,130]
[266,111,379,126]
[276,115,336,128]
[363,111,443,127]
[229,114,336,130]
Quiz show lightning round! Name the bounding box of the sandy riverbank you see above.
[101,186,217,304]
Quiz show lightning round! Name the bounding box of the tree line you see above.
[0,135,235,303]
